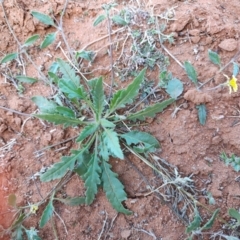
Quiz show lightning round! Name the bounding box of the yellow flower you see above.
[30,204,38,214]
[224,74,238,94]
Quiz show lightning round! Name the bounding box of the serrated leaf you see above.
[49,62,59,73]
[186,208,201,233]
[233,62,239,76]
[121,131,160,153]
[76,124,98,142]
[201,209,219,230]
[57,58,80,85]
[34,114,83,127]
[56,106,75,118]
[55,197,85,206]
[32,96,57,113]
[25,227,42,240]
[100,119,115,128]
[102,161,131,214]
[76,50,95,62]
[8,194,17,208]
[40,151,82,182]
[102,129,123,159]
[23,34,40,47]
[74,150,91,178]
[40,32,57,49]
[31,11,56,27]
[16,75,38,84]
[58,78,86,99]
[196,104,207,125]
[39,199,54,228]
[83,154,101,204]
[48,72,60,84]
[208,49,221,66]
[228,208,240,223]
[166,78,183,99]
[109,68,146,112]
[92,77,104,118]
[0,52,18,64]
[99,134,109,161]
[93,14,106,26]
[184,61,198,85]
[112,15,127,25]
[127,98,175,121]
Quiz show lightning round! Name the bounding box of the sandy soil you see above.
[1,0,240,239]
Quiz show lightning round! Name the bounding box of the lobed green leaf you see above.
[34,114,83,127]
[186,208,201,233]
[58,78,86,99]
[166,78,183,99]
[127,98,175,121]
[15,75,38,84]
[184,61,198,85]
[39,199,54,228]
[55,106,75,118]
[57,58,80,85]
[40,32,57,49]
[0,52,18,64]
[23,34,40,47]
[31,11,56,27]
[32,96,57,113]
[196,104,207,125]
[109,68,146,112]
[228,208,240,223]
[41,151,83,182]
[93,14,106,26]
[102,129,124,159]
[121,131,160,153]
[102,161,131,214]
[83,154,101,204]
[208,49,221,66]
[74,150,91,178]
[76,50,95,62]
[76,124,98,142]
[201,209,219,230]
[112,15,127,26]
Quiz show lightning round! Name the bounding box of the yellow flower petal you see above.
[224,74,238,94]
[229,75,238,92]
[30,204,38,214]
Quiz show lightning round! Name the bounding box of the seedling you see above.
[220,152,240,172]
[185,206,219,240]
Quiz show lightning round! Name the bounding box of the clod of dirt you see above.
[121,229,132,239]
[184,89,213,104]
[170,13,191,31]
[218,38,238,51]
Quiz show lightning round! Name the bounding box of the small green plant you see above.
[32,63,174,215]
[185,206,219,240]
[220,152,240,172]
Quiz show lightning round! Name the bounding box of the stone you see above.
[121,229,131,239]
[171,14,191,32]
[189,29,200,36]
[191,36,201,44]
[218,39,238,51]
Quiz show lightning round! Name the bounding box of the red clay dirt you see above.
[1,0,240,239]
